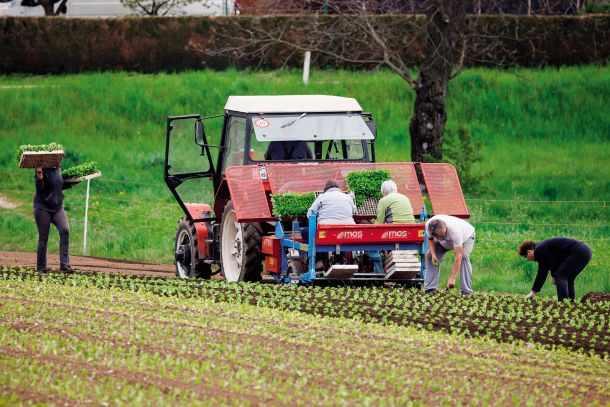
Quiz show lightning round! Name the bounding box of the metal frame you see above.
[271,205,429,285]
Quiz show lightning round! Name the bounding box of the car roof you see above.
[225,95,363,114]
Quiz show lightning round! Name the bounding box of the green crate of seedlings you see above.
[62,161,102,184]
[345,169,391,206]
[271,192,316,218]
[16,143,65,169]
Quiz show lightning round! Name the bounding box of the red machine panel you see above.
[265,162,426,217]
[225,166,273,222]
[420,163,469,218]
[265,256,280,273]
[316,223,425,245]
[262,236,281,258]
[184,203,212,219]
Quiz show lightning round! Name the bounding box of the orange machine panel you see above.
[225,166,273,222]
[420,163,469,218]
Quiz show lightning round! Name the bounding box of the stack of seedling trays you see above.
[17,143,64,169]
[384,250,420,279]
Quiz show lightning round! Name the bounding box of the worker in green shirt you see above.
[375,180,415,224]
[370,180,415,272]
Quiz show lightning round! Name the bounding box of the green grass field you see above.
[0,66,608,297]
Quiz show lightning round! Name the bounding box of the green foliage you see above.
[346,170,391,206]
[2,278,608,405]
[62,161,101,179]
[15,142,64,163]
[1,268,609,358]
[585,1,610,13]
[271,192,316,218]
[425,127,491,196]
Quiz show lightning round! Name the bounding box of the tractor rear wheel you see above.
[220,201,263,282]
[174,217,212,279]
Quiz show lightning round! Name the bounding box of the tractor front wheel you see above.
[174,217,212,279]
[220,201,263,282]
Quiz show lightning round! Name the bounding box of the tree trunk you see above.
[40,0,54,15]
[409,72,448,162]
[408,0,467,162]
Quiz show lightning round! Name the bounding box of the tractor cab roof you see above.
[224,95,363,114]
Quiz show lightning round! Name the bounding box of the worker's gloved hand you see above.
[447,275,456,289]
[431,255,439,266]
[525,291,536,299]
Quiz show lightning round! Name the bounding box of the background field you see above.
[0,66,608,297]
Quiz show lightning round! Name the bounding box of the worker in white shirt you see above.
[424,215,476,295]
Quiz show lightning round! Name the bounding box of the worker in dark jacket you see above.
[34,165,73,274]
[264,141,313,161]
[519,238,592,301]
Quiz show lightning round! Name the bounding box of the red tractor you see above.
[164,95,468,283]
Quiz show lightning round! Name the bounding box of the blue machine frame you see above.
[271,206,429,285]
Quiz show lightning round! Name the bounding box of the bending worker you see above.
[519,238,592,301]
[370,180,415,272]
[424,215,476,295]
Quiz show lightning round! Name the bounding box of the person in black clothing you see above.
[519,238,592,301]
[34,165,73,274]
[264,141,313,161]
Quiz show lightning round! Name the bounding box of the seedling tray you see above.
[19,150,65,169]
[63,171,102,185]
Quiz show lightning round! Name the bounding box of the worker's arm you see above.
[428,238,439,265]
[530,263,549,294]
[35,166,44,192]
[375,197,387,224]
[447,245,463,287]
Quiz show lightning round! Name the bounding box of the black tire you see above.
[219,201,263,282]
[174,217,212,279]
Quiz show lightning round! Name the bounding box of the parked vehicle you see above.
[164,95,468,284]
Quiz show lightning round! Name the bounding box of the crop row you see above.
[1,279,609,405]
[2,267,608,357]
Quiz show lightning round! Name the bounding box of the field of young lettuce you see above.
[2,267,609,358]
[1,273,609,405]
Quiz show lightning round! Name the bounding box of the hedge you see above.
[0,15,608,73]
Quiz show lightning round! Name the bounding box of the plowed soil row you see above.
[0,250,175,277]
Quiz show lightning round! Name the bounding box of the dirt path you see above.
[0,251,175,278]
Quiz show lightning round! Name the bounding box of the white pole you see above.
[303,51,311,85]
[83,178,90,255]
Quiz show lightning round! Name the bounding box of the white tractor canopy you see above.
[226,95,375,142]
[225,95,364,114]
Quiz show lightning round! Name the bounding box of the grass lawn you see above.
[0,66,608,296]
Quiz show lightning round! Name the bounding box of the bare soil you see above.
[0,250,175,278]
[582,292,610,303]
